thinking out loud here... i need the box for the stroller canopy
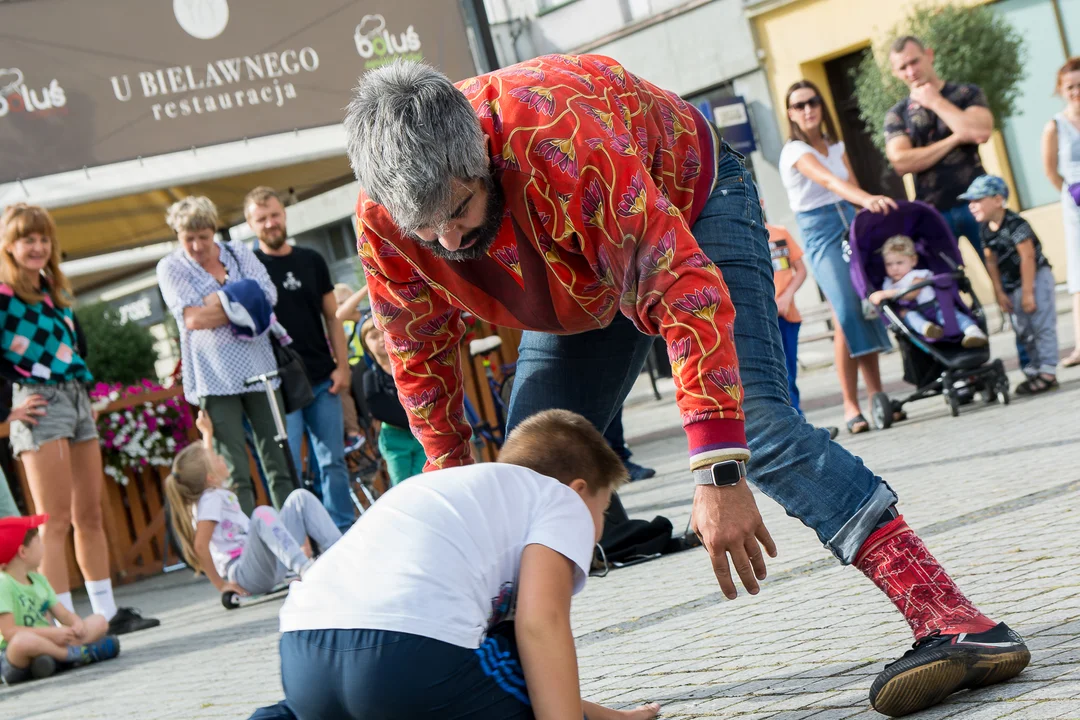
[848,200,964,299]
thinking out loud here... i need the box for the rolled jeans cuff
[827,481,898,565]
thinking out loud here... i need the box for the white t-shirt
[883,268,935,305]
[279,464,596,649]
[194,488,250,577]
[779,140,849,212]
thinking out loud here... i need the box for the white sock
[55,591,75,614]
[85,578,118,621]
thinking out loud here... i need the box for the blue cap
[958,175,1009,201]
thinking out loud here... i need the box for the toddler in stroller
[849,201,1010,423]
[869,235,988,349]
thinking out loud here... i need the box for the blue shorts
[269,625,535,720]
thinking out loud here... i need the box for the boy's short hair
[498,410,629,493]
[882,234,917,257]
[22,528,37,545]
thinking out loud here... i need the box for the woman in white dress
[1042,57,1080,367]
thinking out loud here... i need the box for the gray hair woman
[156,196,294,513]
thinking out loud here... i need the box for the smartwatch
[693,459,747,487]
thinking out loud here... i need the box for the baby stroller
[849,200,1010,424]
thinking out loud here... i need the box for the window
[994,0,1069,209]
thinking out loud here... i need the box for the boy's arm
[787,257,808,295]
[1016,240,1038,312]
[335,285,369,322]
[515,544,583,720]
[983,248,1013,313]
[0,612,74,645]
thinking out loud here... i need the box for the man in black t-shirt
[247,187,354,532]
[884,36,994,259]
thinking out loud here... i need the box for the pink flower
[417,311,455,338]
[705,366,742,404]
[581,179,605,228]
[640,230,677,277]
[668,337,692,374]
[396,282,429,303]
[686,252,713,269]
[672,287,722,321]
[681,145,701,183]
[534,137,578,178]
[493,246,522,276]
[372,300,402,327]
[404,388,440,420]
[617,173,648,217]
[389,337,424,361]
[508,86,556,116]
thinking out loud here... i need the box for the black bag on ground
[271,335,314,414]
[596,492,675,565]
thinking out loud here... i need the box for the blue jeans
[506,146,897,564]
[286,380,354,532]
[777,317,801,415]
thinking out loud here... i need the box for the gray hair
[166,196,219,234]
[344,60,489,234]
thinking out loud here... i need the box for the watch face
[711,462,743,486]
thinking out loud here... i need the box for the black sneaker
[107,607,160,635]
[870,622,1030,717]
[623,460,656,482]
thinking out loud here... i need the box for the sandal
[846,414,870,434]
[891,400,907,423]
[1063,352,1080,368]
[1015,376,1059,396]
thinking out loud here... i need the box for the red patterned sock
[856,515,997,640]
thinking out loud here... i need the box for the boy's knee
[85,614,109,641]
[285,489,316,508]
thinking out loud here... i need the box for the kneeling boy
[1,515,119,685]
[255,409,660,720]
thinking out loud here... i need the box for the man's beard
[420,175,505,262]
[260,226,288,250]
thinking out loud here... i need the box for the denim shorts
[9,382,98,457]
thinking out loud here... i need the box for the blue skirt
[796,202,892,358]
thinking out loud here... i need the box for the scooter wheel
[221,591,241,610]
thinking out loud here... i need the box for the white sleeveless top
[1054,113,1080,186]
[779,140,849,212]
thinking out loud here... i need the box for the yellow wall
[752,0,1069,300]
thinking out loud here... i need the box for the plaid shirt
[0,282,92,384]
[359,54,746,473]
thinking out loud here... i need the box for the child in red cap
[0,515,120,684]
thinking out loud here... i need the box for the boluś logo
[174,0,230,40]
[353,14,422,69]
[0,68,67,119]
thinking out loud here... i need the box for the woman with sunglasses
[779,81,898,434]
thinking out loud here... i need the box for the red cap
[0,515,48,565]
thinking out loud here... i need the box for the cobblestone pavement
[2,308,1077,719]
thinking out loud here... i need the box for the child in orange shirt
[768,222,808,415]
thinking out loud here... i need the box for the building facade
[748,0,1077,300]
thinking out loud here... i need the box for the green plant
[853,3,1026,153]
[75,302,159,385]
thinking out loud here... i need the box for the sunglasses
[790,96,823,112]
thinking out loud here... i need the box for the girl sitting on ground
[165,411,342,599]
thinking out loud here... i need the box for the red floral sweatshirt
[357,54,747,472]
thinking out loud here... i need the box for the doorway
[825,49,906,199]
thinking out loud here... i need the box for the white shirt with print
[194,487,251,578]
[279,464,596,649]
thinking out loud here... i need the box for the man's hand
[997,292,1014,314]
[1022,294,1037,314]
[690,480,777,599]
[8,394,47,425]
[328,365,351,395]
[909,82,943,112]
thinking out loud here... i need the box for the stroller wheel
[946,390,961,417]
[871,392,893,430]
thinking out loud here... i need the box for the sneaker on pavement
[107,607,160,636]
[623,460,656,482]
[84,635,121,663]
[869,622,1030,717]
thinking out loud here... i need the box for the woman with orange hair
[0,204,158,635]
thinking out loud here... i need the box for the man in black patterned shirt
[884,36,994,258]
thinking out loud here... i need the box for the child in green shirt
[0,515,120,684]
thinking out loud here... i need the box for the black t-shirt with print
[884,83,989,211]
[255,245,336,384]
[980,210,1051,294]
